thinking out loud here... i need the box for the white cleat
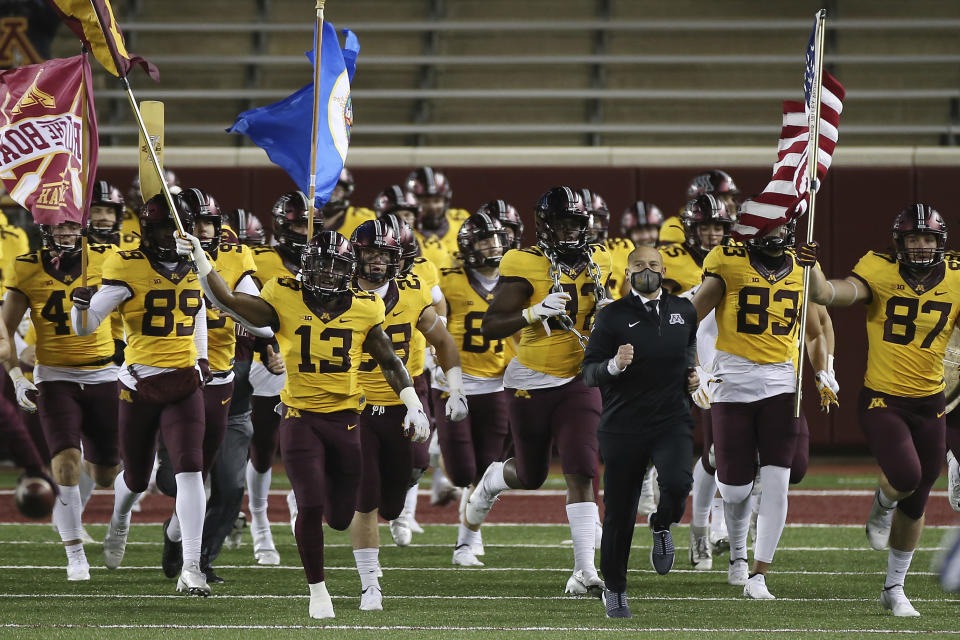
[743,573,775,600]
[176,560,211,597]
[407,514,424,535]
[102,518,129,570]
[309,582,336,619]
[286,490,298,536]
[453,544,485,567]
[728,558,749,586]
[252,524,280,565]
[465,462,504,527]
[67,557,90,581]
[430,474,461,506]
[564,569,605,598]
[359,586,383,611]
[689,529,712,571]
[866,488,894,551]
[881,585,920,617]
[948,451,960,513]
[389,518,412,547]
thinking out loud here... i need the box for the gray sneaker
[602,588,632,618]
[650,527,675,575]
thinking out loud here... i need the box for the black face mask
[630,268,663,294]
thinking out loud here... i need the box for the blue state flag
[228,22,359,207]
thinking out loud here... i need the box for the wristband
[9,366,25,383]
[193,250,213,278]
[399,387,423,412]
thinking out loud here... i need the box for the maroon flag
[733,72,845,241]
[0,54,98,225]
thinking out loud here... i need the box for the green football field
[1,517,959,639]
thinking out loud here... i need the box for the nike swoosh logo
[339,318,350,323]
[221,398,231,405]
[347,424,357,430]
[392,311,404,317]
[187,277,197,283]
[628,321,641,327]
[935,291,948,296]
[938,411,946,418]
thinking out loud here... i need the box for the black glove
[795,241,819,267]
[70,286,94,310]
[111,339,126,366]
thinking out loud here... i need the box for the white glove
[173,231,212,277]
[815,368,839,412]
[431,361,448,387]
[691,365,716,410]
[9,366,36,413]
[596,297,613,311]
[445,391,469,422]
[399,387,431,442]
[522,291,571,325]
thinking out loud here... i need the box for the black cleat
[162,517,183,579]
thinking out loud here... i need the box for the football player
[620,200,664,250]
[583,189,633,301]
[245,190,320,565]
[691,219,830,600]
[433,212,512,567]
[405,167,470,270]
[87,180,125,246]
[348,219,467,610]
[468,186,612,596]
[223,208,265,247]
[807,204,957,617]
[481,200,523,250]
[2,220,119,581]
[178,229,432,620]
[123,170,181,250]
[323,168,376,238]
[70,193,211,596]
[660,170,740,247]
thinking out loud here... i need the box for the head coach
[582,245,699,618]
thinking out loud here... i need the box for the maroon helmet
[301,231,356,297]
[379,212,420,275]
[478,199,523,249]
[225,208,265,246]
[88,179,124,241]
[892,203,947,268]
[579,188,610,243]
[686,170,740,199]
[458,212,507,269]
[621,201,665,235]
[39,221,82,255]
[535,186,589,256]
[373,185,420,217]
[272,190,322,262]
[405,167,452,201]
[139,193,195,262]
[350,219,402,285]
[681,194,732,257]
[179,188,222,253]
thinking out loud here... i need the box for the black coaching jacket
[582,290,698,435]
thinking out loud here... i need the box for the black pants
[599,423,693,593]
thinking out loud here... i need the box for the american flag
[732,14,845,241]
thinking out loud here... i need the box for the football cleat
[406,514,424,535]
[728,558,749,586]
[102,517,129,570]
[176,560,211,597]
[430,474,461,507]
[452,544,484,567]
[161,517,183,579]
[359,586,383,611]
[465,462,504,527]
[881,585,920,617]
[743,573,775,600]
[866,488,894,551]
[66,553,90,581]
[286,490,299,536]
[689,528,712,570]
[948,451,960,513]
[389,517,412,547]
[564,569,605,598]
[309,582,335,619]
[252,524,280,565]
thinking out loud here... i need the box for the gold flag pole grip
[306,0,328,241]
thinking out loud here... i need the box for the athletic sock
[246,461,272,529]
[112,473,141,528]
[54,484,83,543]
[175,471,206,565]
[65,541,87,563]
[711,496,727,536]
[566,501,599,573]
[167,511,182,543]
[878,488,898,510]
[456,524,481,549]
[691,460,716,529]
[78,470,95,512]
[482,461,510,495]
[754,465,790,564]
[723,496,751,562]
[885,547,915,589]
[353,548,380,590]
[402,482,419,519]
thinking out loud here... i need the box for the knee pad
[716,479,753,504]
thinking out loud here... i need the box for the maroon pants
[356,403,413,519]
[411,374,433,470]
[506,377,601,489]
[0,393,43,475]
[119,383,205,493]
[280,407,362,584]
[433,389,509,487]
[249,394,281,473]
[202,382,233,475]
[858,387,945,521]
[37,380,119,467]
[697,407,715,474]
[711,393,801,487]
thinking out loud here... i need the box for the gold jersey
[207,244,257,372]
[329,206,376,240]
[119,206,141,250]
[659,243,705,294]
[102,250,204,368]
[406,256,440,377]
[604,237,635,299]
[659,215,685,246]
[704,245,808,366]
[260,277,385,413]
[0,224,29,298]
[499,244,613,378]
[250,245,298,288]
[6,247,115,368]
[852,251,960,397]
[88,242,127,343]
[358,278,433,405]
[440,266,508,379]
[415,210,467,271]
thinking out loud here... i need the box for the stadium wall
[96,146,960,450]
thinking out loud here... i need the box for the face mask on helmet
[459,213,507,269]
[746,222,796,253]
[351,220,401,285]
[181,188,221,253]
[892,204,947,268]
[273,191,321,261]
[535,187,589,256]
[42,221,83,255]
[140,194,195,262]
[301,234,356,297]
[89,180,123,241]
[682,194,731,256]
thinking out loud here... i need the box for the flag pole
[307,0,327,241]
[79,51,90,330]
[793,8,827,418]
